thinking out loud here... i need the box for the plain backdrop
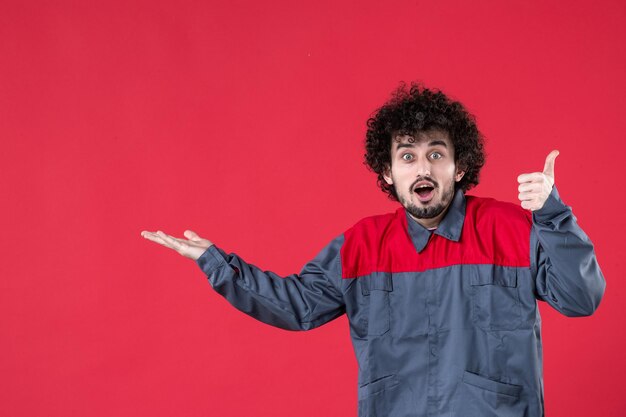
[1,0,624,416]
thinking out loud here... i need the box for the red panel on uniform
[341,196,533,278]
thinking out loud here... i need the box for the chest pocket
[361,273,393,336]
[471,267,522,331]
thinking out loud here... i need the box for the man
[141,82,605,417]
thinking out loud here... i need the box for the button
[430,347,437,356]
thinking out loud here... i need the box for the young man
[141,82,605,417]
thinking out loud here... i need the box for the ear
[383,164,393,185]
[454,167,465,183]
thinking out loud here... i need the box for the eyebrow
[396,140,448,150]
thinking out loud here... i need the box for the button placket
[426,273,441,415]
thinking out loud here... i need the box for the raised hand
[517,150,559,211]
[141,229,213,261]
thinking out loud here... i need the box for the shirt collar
[404,188,466,253]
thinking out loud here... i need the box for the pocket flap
[361,272,393,295]
[462,371,522,398]
[471,266,518,288]
[358,374,400,399]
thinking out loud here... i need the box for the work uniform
[195,186,605,417]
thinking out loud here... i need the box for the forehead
[391,128,453,150]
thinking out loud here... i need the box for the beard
[399,179,455,220]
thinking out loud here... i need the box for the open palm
[141,229,213,261]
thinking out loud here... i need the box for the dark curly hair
[364,81,486,201]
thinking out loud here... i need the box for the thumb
[184,230,203,241]
[543,150,559,179]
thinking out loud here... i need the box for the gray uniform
[196,186,605,417]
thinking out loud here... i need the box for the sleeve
[194,234,346,331]
[530,186,606,317]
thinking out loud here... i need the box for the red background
[1,1,624,416]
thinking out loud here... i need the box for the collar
[404,188,466,253]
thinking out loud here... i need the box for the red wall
[1,1,624,416]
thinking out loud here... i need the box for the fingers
[184,230,202,241]
[542,150,559,178]
[141,231,167,246]
[142,229,212,260]
[518,182,540,193]
[141,230,184,252]
[156,231,184,251]
[520,200,539,210]
[515,150,559,212]
[518,192,536,201]
[516,172,544,184]
[518,181,540,202]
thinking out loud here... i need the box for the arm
[530,186,606,316]
[141,229,346,330]
[195,235,346,331]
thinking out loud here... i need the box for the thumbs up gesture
[517,150,559,211]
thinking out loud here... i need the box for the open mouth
[413,183,435,202]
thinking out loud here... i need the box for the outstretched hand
[141,229,213,261]
[517,150,559,211]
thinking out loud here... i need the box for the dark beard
[401,182,455,220]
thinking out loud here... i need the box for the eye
[401,153,414,161]
[430,152,442,160]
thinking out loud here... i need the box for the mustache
[411,177,439,190]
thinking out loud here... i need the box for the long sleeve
[530,186,606,316]
[195,235,346,331]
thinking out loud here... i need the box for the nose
[415,155,432,177]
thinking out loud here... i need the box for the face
[383,129,465,229]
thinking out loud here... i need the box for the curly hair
[364,81,486,201]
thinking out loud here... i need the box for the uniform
[195,186,605,417]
